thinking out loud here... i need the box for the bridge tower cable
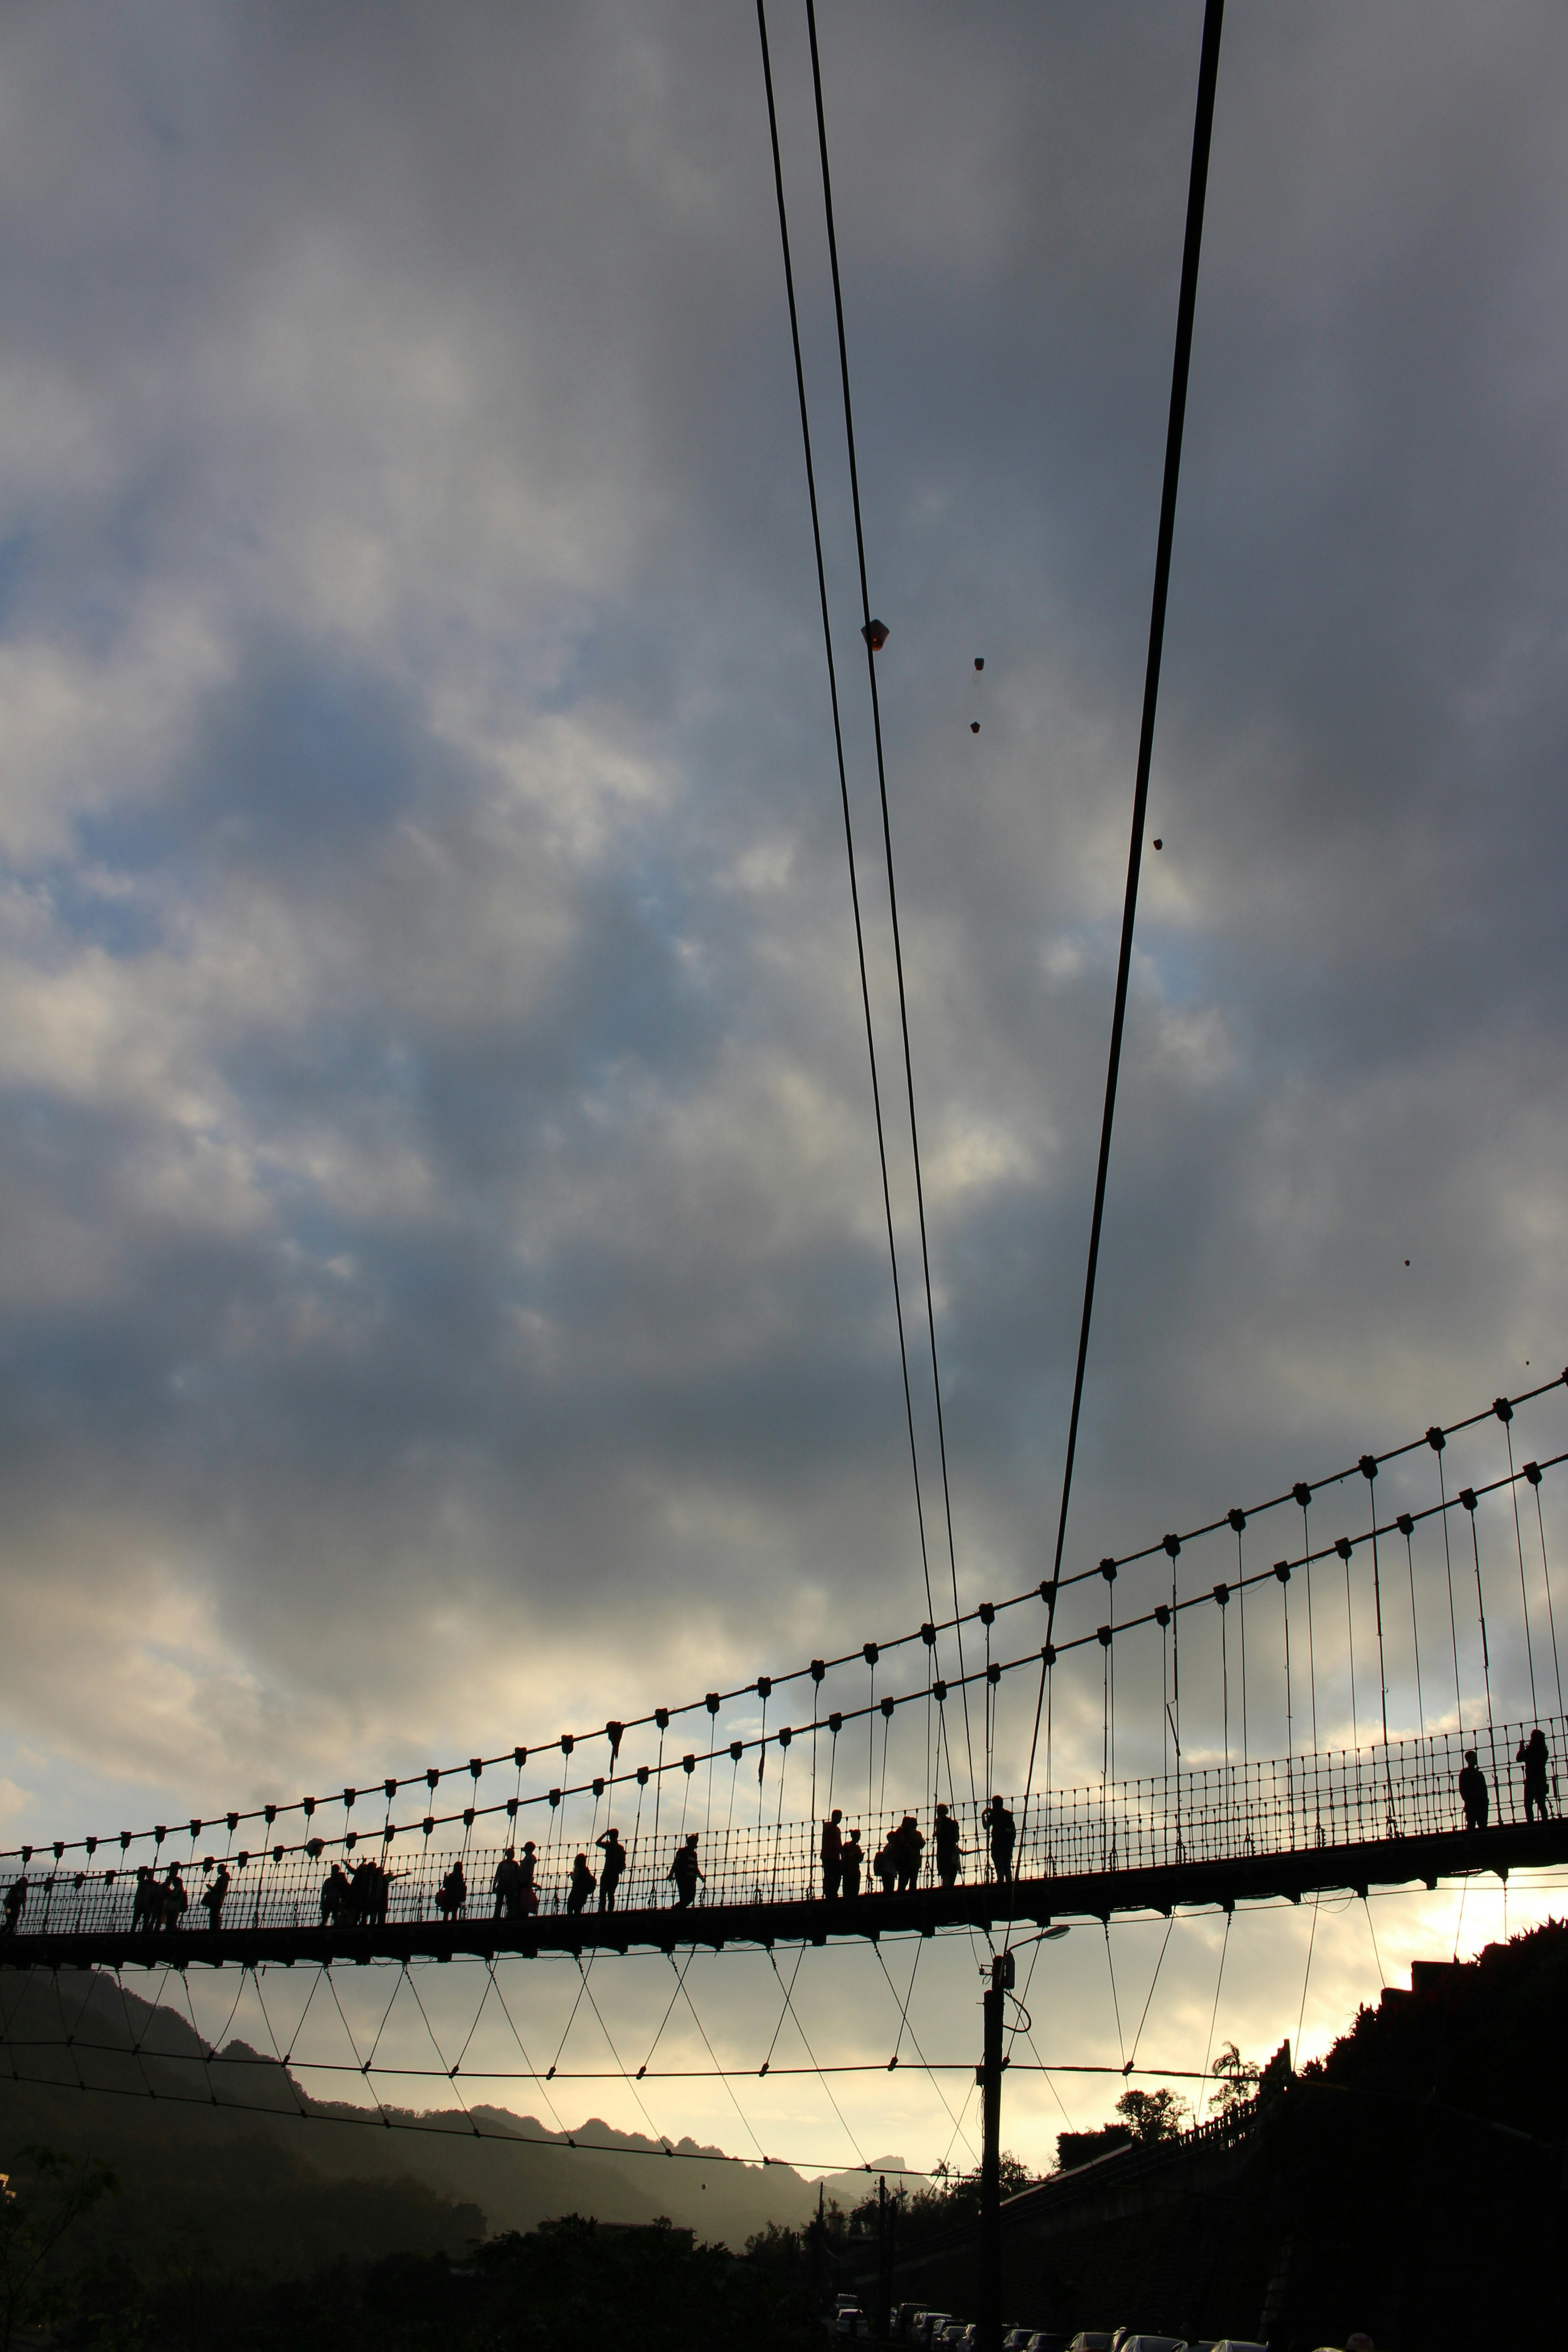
[1498,1404,1540,1721]
[1361,1457,1397,1834]
[1430,1429,1466,1742]
[803,0,977,1810]
[1525,1462,1565,1717]
[753,0,944,1669]
[1043,0,1227,1650]
[1399,1517,1425,1735]
[1459,1484,1499,1794]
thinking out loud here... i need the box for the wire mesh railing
[2,1714,1561,1943]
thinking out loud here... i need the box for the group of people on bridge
[5,1732,1562,1943]
[1457,1728,1554,1829]
[819,1798,1017,1901]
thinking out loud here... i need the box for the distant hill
[0,1967,835,2266]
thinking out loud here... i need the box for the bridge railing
[1,1714,1559,1940]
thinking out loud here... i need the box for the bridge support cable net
[755,0,953,1815]
[1044,0,1227,1638]
[1197,1907,1232,2112]
[869,1938,976,2167]
[802,0,976,1809]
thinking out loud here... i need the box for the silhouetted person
[820,1808,844,1900]
[1518,1727,1550,1823]
[596,1828,626,1912]
[1459,1748,1490,1830]
[840,1829,863,1898]
[348,1858,375,1925]
[519,1841,539,1914]
[894,1815,925,1893]
[202,1865,231,1933]
[934,1802,962,1890]
[2,1875,25,1935]
[566,1853,595,1915]
[159,1864,187,1932]
[493,1847,521,1918]
[436,1861,467,1920]
[370,1862,394,1925]
[983,1796,1016,1883]
[873,1832,898,1896]
[131,1866,160,1932]
[668,1833,704,1910]
[319,1862,350,1926]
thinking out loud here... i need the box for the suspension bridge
[7,1376,1566,1974]
[0,10,1558,2350]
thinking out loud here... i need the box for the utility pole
[876,2172,891,2340]
[978,1948,1013,2352]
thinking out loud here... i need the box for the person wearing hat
[595,1826,627,1912]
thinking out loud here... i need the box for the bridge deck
[4,1819,1561,1972]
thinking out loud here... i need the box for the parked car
[916,2315,953,2347]
[1003,2329,1036,2350]
[1117,2337,1187,2352]
[1211,2341,1267,2350]
[893,2306,927,2342]
[937,2321,969,2348]
[1067,2334,1116,2352]
[834,2310,869,2339]
[1024,2334,1068,2352]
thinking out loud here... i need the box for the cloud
[1,0,1567,2165]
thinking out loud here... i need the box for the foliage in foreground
[39,2213,818,2352]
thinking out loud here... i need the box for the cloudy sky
[4,0,1568,2176]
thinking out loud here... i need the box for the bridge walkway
[5,1817,1563,1973]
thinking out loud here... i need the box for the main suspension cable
[804,0,975,1808]
[755,0,942,1661]
[1044,0,1227,1628]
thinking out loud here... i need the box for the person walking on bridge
[1518,1728,1550,1823]
[668,1833,704,1910]
[566,1852,596,1916]
[983,1795,1016,1884]
[2,1874,25,1936]
[519,1841,539,1913]
[319,1862,350,1926]
[820,1808,844,1900]
[1459,1748,1490,1830]
[840,1828,863,1898]
[596,1827,626,1911]
[933,1802,962,1890]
